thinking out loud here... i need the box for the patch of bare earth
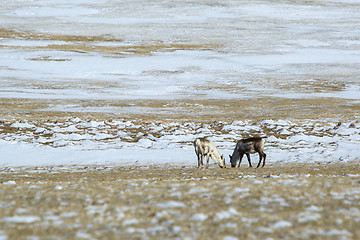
[1,163,360,239]
[1,97,359,124]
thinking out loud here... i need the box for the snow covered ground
[0,0,360,167]
[0,118,359,167]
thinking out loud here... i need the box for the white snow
[2,216,41,224]
[222,236,239,240]
[157,201,186,208]
[214,208,239,221]
[1,118,358,167]
[123,219,140,226]
[298,213,322,223]
[0,0,360,167]
[2,180,16,185]
[271,220,292,228]
[190,213,208,222]
[305,205,323,212]
[0,139,194,166]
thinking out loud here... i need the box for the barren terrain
[1,163,360,240]
[1,0,360,239]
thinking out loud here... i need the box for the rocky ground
[1,162,360,240]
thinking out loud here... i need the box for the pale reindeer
[229,137,267,168]
[194,138,226,168]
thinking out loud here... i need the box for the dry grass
[0,28,121,42]
[26,56,71,62]
[1,163,360,239]
[0,97,359,124]
[0,28,218,56]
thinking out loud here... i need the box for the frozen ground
[0,1,360,238]
[0,118,359,167]
[1,0,360,167]
[1,164,360,239]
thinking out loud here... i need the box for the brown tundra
[229,137,267,168]
[194,138,226,168]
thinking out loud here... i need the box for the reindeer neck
[211,149,221,161]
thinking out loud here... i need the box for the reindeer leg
[206,154,210,169]
[256,152,262,168]
[200,154,204,168]
[246,153,252,168]
[262,152,266,167]
[196,153,201,168]
[238,153,244,168]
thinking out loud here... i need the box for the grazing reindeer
[229,137,266,168]
[194,138,226,168]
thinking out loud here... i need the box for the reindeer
[229,137,266,168]
[194,138,226,168]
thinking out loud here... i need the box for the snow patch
[2,216,41,223]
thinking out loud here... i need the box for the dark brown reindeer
[229,137,267,168]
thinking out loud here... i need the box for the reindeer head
[229,155,236,168]
[219,155,226,168]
